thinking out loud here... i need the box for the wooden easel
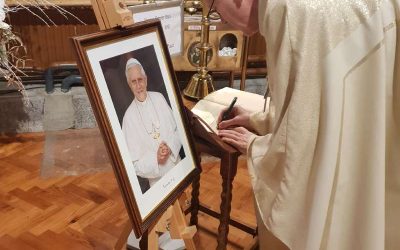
[139,201,197,250]
[90,1,197,249]
[91,0,133,30]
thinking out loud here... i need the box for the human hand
[218,127,254,154]
[218,106,250,130]
[157,142,171,165]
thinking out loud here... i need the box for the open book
[191,87,269,133]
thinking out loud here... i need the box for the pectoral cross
[151,123,160,140]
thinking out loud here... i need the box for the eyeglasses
[129,77,145,86]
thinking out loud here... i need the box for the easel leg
[114,221,132,250]
[139,226,158,250]
[148,226,158,250]
[140,201,196,250]
[170,201,197,250]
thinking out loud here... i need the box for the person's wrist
[243,115,251,128]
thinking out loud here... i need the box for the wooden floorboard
[0,132,256,249]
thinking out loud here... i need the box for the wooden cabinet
[172,21,246,73]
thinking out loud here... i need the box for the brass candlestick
[183,1,214,100]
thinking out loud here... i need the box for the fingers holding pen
[217,106,229,124]
[217,106,251,130]
[218,117,239,130]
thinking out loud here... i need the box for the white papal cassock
[247,0,400,249]
[122,91,182,187]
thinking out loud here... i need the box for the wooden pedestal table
[185,108,257,250]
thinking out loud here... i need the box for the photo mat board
[72,20,200,237]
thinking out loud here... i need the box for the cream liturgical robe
[122,91,182,187]
[247,0,400,249]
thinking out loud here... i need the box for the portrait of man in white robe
[121,58,184,192]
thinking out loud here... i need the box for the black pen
[221,97,238,121]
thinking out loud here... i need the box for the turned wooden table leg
[216,154,238,250]
[190,173,201,226]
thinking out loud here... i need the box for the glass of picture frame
[72,19,200,237]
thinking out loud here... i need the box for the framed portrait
[71,20,200,237]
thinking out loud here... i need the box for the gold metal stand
[183,1,214,100]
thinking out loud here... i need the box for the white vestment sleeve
[158,93,182,161]
[122,107,161,179]
[132,152,160,178]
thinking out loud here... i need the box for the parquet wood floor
[0,132,256,249]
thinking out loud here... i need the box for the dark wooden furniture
[184,107,257,250]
